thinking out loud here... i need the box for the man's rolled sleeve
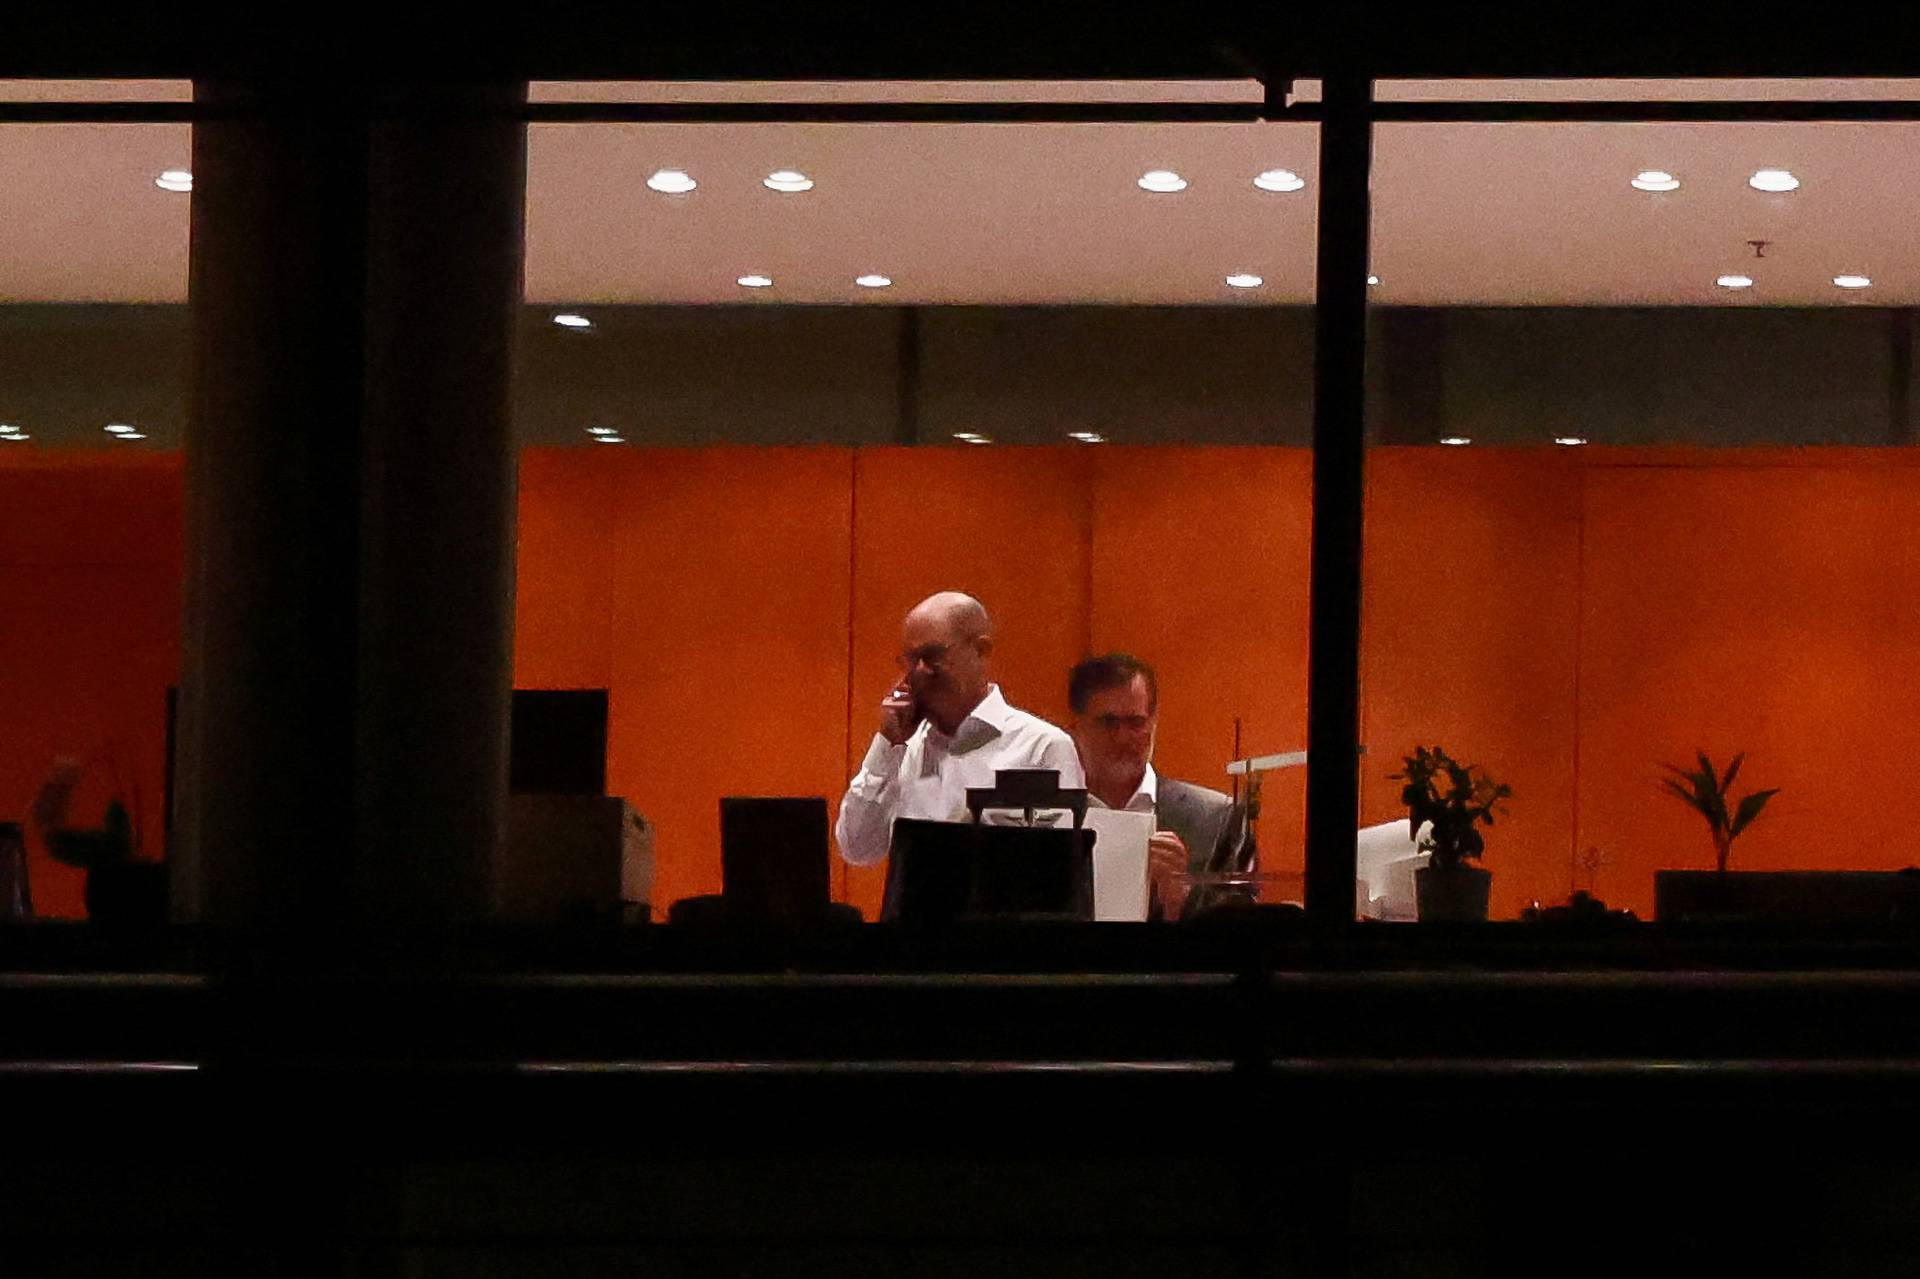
[834,734,907,867]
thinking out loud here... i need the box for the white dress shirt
[835,684,1085,867]
[1086,764,1158,816]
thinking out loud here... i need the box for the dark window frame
[13,74,1920,970]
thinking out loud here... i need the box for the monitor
[720,796,832,925]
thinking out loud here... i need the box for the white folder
[1084,808,1154,922]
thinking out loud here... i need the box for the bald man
[835,591,1083,868]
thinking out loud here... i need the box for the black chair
[668,797,861,928]
[964,768,1089,829]
[881,818,1095,924]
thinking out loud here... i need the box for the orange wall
[1576,456,1920,915]
[1361,448,1586,917]
[513,448,618,690]
[1090,448,1315,876]
[603,449,856,910]
[0,454,183,918]
[842,447,1098,915]
[520,444,1920,920]
[11,444,1920,922]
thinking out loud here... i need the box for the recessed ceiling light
[154,169,192,193]
[1630,170,1680,192]
[646,168,696,194]
[1834,274,1873,289]
[1749,168,1800,193]
[1367,275,1381,286]
[553,313,593,330]
[1439,436,1472,446]
[1554,436,1589,447]
[1252,168,1305,193]
[1137,170,1187,193]
[1068,432,1107,443]
[104,424,138,435]
[855,274,892,289]
[763,170,814,193]
[585,427,619,436]
[1225,273,1264,289]
[736,274,774,289]
[1716,274,1755,289]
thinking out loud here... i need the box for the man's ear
[974,635,994,659]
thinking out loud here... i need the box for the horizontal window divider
[28,97,1920,127]
[0,101,195,122]
[519,101,1276,124]
[1373,98,1920,122]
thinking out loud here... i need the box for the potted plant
[1654,751,1788,923]
[1658,751,1777,874]
[1391,745,1511,923]
[30,759,166,928]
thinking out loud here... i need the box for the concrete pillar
[174,79,524,939]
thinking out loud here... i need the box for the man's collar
[1137,764,1160,805]
[926,684,1012,747]
[958,684,1015,733]
[1088,763,1157,811]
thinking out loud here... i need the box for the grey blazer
[1156,777,1255,873]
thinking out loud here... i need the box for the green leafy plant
[1659,751,1778,873]
[47,800,133,870]
[30,758,137,870]
[1391,745,1512,871]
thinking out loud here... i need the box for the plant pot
[83,861,168,930]
[1654,869,1920,924]
[1415,863,1491,923]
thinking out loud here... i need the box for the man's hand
[1148,829,1189,885]
[878,681,921,746]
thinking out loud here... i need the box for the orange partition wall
[1576,455,1920,918]
[602,448,857,910]
[0,455,184,918]
[513,448,618,689]
[841,446,1095,916]
[1089,448,1314,874]
[10,445,1916,925]
[1361,449,1585,919]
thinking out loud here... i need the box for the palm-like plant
[1659,751,1778,874]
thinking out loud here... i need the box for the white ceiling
[3,79,1920,305]
[523,121,1322,304]
[0,123,192,302]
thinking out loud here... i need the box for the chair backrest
[964,768,1089,829]
[720,797,831,924]
[882,818,1094,924]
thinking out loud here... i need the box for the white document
[1084,808,1154,922]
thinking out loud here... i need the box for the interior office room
[9,12,1920,1276]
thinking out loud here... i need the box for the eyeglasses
[1091,713,1152,733]
[895,642,955,672]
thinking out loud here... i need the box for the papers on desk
[1084,808,1153,922]
[1356,818,1429,920]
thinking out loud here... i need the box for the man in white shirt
[835,591,1083,868]
[1068,653,1250,906]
